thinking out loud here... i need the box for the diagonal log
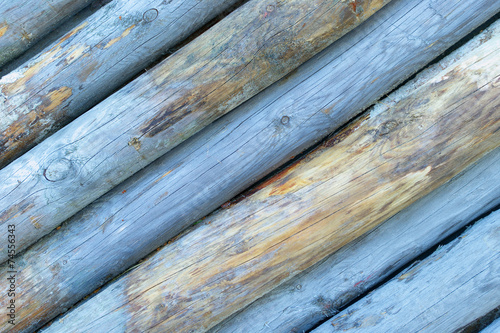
[0,0,92,68]
[211,146,500,333]
[0,0,246,167]
[0,1,499,331]
[0,0,391,261]
[40,20,500,332]
[311,209,500,333]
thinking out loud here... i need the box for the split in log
[0,0,247,167]
[481,318,500,333]
[211,146,500,333]
[0,0,92,68]
[1,0,498,331]
[0,0,391,260]
[310,209,500,333]
[39,20,500,333]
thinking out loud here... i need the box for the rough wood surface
[0,0,390,260]
[0,0,92,68]
[211,146,500,333]
[480,318,500,333]
[311,209,500,333]
[0,1,496,331]
[0,0,245,167]
[40,23,500,332]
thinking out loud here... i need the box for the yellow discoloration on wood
[29,216,42,229]
[0,23,7,38]
[109,34,499,332]
[59,21,88,44]
[104,24,136,49]
[43,87,73,112]
[154,170,173,183]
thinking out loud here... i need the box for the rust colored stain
[104,24,136,49]
[0,22,7,38]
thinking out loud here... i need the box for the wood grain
[40,21,500,332]
[0,0,390,260]
[481,318,500,333]
[0,0,92,68]
[0,1,498,331]
[0,0,245,167]
[211,146,500,333]
[311,209,500,333]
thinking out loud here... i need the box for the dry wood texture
[0,0,245,167]
[311,209,500,333]
[0,0,390,261]
[211,146,500,333]
[481,318,500,333]
[0,0,92,68]
[40,22,500,332]
[0,1,496,331]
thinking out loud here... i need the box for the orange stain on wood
[43,87,73,112]
[0,22,8,38]
[154,170,173,183]
[104,24,136,49]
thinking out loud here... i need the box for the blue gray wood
[311,209,500,333]
[0,0,92,68]
[1,0,499,331]
[211,146,500,333]
[0,0,244,167]
[481,318,500,333]
[37,19,500,332]
[0,0,390,260]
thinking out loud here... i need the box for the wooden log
[39,21,500,333]
[0,0,246,167]
[0,0,391,260]
[481,318,500,333]
[211,146,500,333]
[0,0,92,68]
[310,209,500,333]
[0,1,495,331]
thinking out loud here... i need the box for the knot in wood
[43,158,74,182]
[143,8,159,23]
[281,115,290,125]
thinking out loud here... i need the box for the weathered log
[481,318,500,333]
[0,1,495,331]
[0,0,92,68]
[0,0,246,167]
[39,22,500,332]
[0,0,391,260]
[211,146,500,333]
[310,209,500,333]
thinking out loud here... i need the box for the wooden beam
[0,0,391,260]
[0,1,498,331]
[0,0,92,68]
[39,20,500,333]
[211,146,500,333]
[481,318,500,333]
[0,0,246,167]
[311,209,500,333]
